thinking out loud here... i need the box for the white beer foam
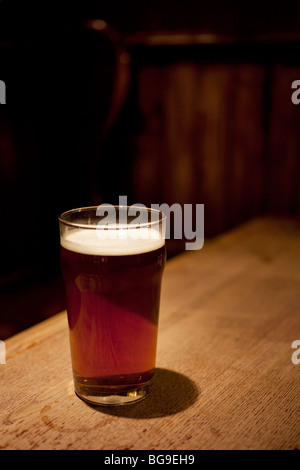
[61,226,164,256]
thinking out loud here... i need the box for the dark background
[1,1,300,338]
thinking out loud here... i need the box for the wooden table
[1,216,300,450]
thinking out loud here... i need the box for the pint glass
[59,206,166,405]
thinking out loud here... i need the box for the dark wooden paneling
[133,62,266,236]
[267,65,300,214]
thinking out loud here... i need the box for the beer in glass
[59,206,166,405]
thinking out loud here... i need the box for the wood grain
[0,216,299,450]
[132,60,300,245]
[267,65,300,214]
[133,62,266,237]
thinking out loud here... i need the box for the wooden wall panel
[267,65,300,215]
[133,62,266,237]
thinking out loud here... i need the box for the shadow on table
[89,368,199,419]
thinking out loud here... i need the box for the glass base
[72,370,154,406]
[75,384,149,406]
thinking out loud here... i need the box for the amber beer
[59,206,166,405]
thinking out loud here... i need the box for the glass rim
[58,205,166,230]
